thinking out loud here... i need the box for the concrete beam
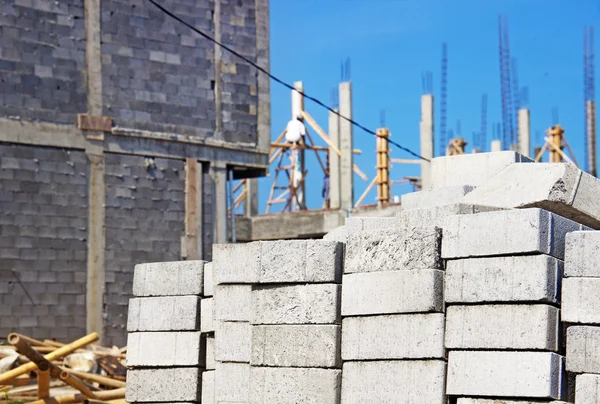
[339,82,353,210]
[420,94,434,189]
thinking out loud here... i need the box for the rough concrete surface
[249,367,341,404]
[204,262,214,297]
[461,163,600,229]
[127,296,200,332]
[202,370,214,404]
[566,326,600,374]
[565,231,600,277]
[341,360,446,404]
[401,185,474,210]
[200,297,215,333]
[125,367,201,402]
[214,284,252,322]
[215,362,250,403]
[447,351,565,399]
[213,242,261,284]
[445,255,562,304]
[323,225,347,243]
[251,324,340,368]
[344,216,399,234]
[206,335,215,370]
[344,227,441,273]
[132,260,204,297]
[251,284,341,325]
[575,373,600,404]
[342,313,445,360]
[215,321,252,363]
[126,331,202,367]
[341,270,444,316]
[442,208,582,260]
[398,203,502,229]
[306,240,344,283]
[431,151,532,188]
[445,304,559,351]
[562,278,600,324]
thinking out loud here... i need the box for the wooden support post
[375,128,390,207]
[547,125,565,163]
[183,159,202,259]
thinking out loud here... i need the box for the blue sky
[256,0,600,213]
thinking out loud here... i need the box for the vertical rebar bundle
[439,42,448,156]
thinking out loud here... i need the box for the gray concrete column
[213,0,223,138]
[245,178,259,217]
[183,159,203,260]
[420,94,434,189]
[518,108,531,157]
[339,82,353,210]
[254,0,271,154]
[491,140,502,152]
[328,110,341,209]
[211,164,228,244]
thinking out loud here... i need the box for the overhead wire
[146,0,429,162]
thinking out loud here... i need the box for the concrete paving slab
[202,370,215,404]
[401,185,474,210]
[251,284,340,325]
[127,296,200,332]
[445,304,559,351]
[132,260,204,297]
[342,313,445,360]
[562,278,600,324]
[213,242,260,284]
[341,270,443,316]
[398,203,502,229]
[575,373,600,404]
[567,326,600,374]
[201,297,214,333]
[431,151,532,188]
[126,331,202,367]
[251,324,340,368]
[341,360,446,404]
[461,163,600,229]
[565,231,600,277]
[215,362,250,403]
[345,226,441,273]
[442,208,582,260]
[204,262,214,297]
[215,284,252,322]
[445,255,562,304]
[215,321,252,363]
[125,367,201,402]
[447,351,565,399]
[249,367,341,404]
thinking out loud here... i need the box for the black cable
[146,0,429,162]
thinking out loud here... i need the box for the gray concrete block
[126,331,202,367]
[206,335,215,370]
[345,226,441,273]
[575,373,600,404]
[445,255,562,304]
[447,351,565,399]
[431,151,532,188]
[342,313,445,360]
[562,278,600,324]
[565,231,600,277]
[215,362,250,403]
[201,297,214,333]
[322,225,347,243]
[215,284,251,322]
[398,203,503,229]
[202,370,215,404]
[461,163,600,229]
[132,260,204,297]
[251,284,340,325]
[445,304,559,351]
[401,185,474,210]
[341,270,443,316]
[251,325,340,368]
[127,296,200,331]
[204,262,214,296]
[344,216,399,234]
[125,367,201,402]
[442,208,582,260]
[249,367,341,404]
[306,240,343,283]
[213,242,260,284]
[215,321,252,363]
[457,399,568,404]
[567,326,600,373]
[341,360,446,404]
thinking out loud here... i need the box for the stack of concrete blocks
[125,261,207,403]
[443,208,585,403]
[212,239,344,404]
[340,217,446,404]
[563,231,600,404]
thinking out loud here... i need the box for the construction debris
[0,333,126,404]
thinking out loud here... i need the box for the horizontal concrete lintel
[0,117,89,150]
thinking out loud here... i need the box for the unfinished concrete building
[0,0,270,346]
